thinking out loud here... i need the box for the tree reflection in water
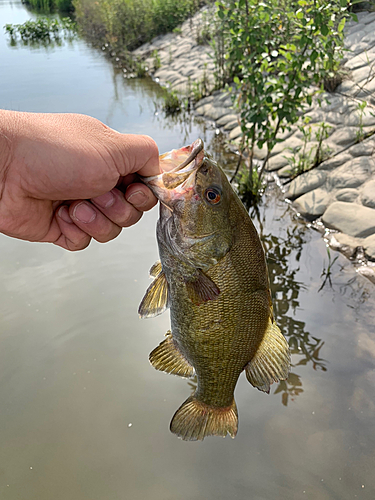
[258,203,327,406]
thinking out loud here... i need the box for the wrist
[0,109,19,180]
[0,110,22,235]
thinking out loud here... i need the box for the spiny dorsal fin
[149,261,162,278]
[138,271,168,318]
[170,396,238,441]
[185,270,220,305]
[149,331,195,378]
[245,319,291,394]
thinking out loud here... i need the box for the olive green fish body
[164,207,269,408]
[139,139,290,441]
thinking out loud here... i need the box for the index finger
[114,133,161,178]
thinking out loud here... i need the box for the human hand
[0,110,160,250]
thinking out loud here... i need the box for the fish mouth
[142,139,205,203]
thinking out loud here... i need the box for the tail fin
[170,396,238,441]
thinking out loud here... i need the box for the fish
[139,138,290,441]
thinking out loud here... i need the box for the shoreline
[132,8,375,272]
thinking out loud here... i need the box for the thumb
[112,133,160,177]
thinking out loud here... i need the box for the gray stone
[335,188,359,202]
[171,81,189,92]
[229,126,242,141]
[328,157,374,190]
[317,152,353,171]
[322,201,375,238]
[328,232,362,259]
[360,179,375,208]
[286,171,327,200]
[335,79,356,95]
[195,95,214,107]
[351,65,374,84]
[216,114,237,126]
[349,140,375,157]
[269,135,303,157]
[195,103,215,116]
[278,165,295,178]
[345,52,373,71]
[326,127,359,148]
[266,155,289,172]
[223,119,239,131]
[363,234,375,260]
[204,106,233,121]
[363,12,375,25]
[293,188,330,220]
[214,92,231,104]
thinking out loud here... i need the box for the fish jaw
[142,139,205,208]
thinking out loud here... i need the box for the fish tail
[170,395,238,441]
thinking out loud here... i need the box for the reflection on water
[2,2,375,500]
[257,205,327,406]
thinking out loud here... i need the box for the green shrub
[214,0,354,204]
[73,0,202,51]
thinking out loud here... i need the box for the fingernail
[92,190,115,208]
[58,206,73,224]
[126,190,148,207]
[72,202,97,223]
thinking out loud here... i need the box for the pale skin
[0,110,160,251]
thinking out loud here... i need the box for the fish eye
[205,188,221,204]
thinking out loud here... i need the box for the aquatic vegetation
[161,88,184,115]
[319,246,340,291]
[4,17,76,43]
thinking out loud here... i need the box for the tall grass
[25,0,74,12]
[73,0,203,51]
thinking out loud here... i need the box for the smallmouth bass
[139,139,290,441]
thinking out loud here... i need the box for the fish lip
[145,138,204,182]
[142,139,206,204]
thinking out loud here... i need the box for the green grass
[25,0,74,12]
[73,0,203,51]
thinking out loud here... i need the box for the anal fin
[138,270,168,318]
[245,319,291,394]
[149,331,195,378]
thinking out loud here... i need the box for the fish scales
[139,138,290,440]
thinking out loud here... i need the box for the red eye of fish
[205,188,221,204]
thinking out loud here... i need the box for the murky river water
[1,2,375,499]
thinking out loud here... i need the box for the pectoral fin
[138,270,169,318]
[185,270,220,305]
[245,319,291,394]
[149,331,195,378]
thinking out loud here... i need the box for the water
[1,2,375,499]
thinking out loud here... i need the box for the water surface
[1,2,375,499]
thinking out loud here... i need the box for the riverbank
[133,8,375,267]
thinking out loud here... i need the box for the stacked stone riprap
[133,9,375,261]
[133,9,216,94]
